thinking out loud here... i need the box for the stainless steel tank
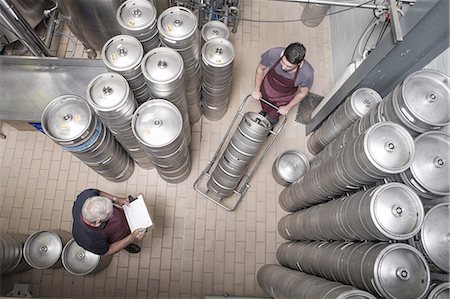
[41,95,134,182]
[132,99,191,183]
[257,264,376,299]
[0,0,52,44]
[272,150,309,186]
[86,72,154,170]
[62,238,112,275]
[279,183,424,241]
[277,241,430,299]
[54,0,125,53]
[23,230,72,269]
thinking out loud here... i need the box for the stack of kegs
[277,241,430,299]
[0,233,31,274]
[116,0,160,53]
[207,112,271,197]
[41,95,134,182]
[201,38,235,120]
[381,70,450,136]
[132,99,191,183]
[278,183,424,241]
[307,88,382,155]
[257,264,376,299]
[158,6,202,124]
[279,122,415,211]
[408,202,449,274]
[62,239,112,275]
[101,35,150,105]
[86,73,154,170]
[201,20,230,45]
[141,47,191,145]
[23,230,72,270]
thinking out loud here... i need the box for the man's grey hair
[82,196,113,223]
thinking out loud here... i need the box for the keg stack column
[158,6,203,124]
[41,95,134,182]
[86,72,154,170]
[116,0,160,53]
[101,35,150,105]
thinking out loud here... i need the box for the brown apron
[261,57,301,119]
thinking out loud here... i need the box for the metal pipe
[44,11,59,48]
[272,0,387,10]
[0,0,52,56]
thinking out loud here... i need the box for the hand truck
[193,94,288,211]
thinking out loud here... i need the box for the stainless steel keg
[201,20,230,44]
[101,35,150,105]
[87,72,154,170]
[427,281,450,299]
[272,150,310,186]
[41,95,134,182]
[62,239,112,275]
[0,233,31,274]
[141,47,192,145]
[408,203,449,273]
[117,0,160,52]
[279,183,424,241]
[201,38,235,121]
[158,6,202,123]
[132,99,191,183]
[279,122,415,212]
[398,131,450,199]
[207,112,271,197]
[257,264,376,299]
[277,241,430,299]
[23,230,72,269]
[307,88,382,155]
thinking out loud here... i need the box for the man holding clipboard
[72,189,152,256]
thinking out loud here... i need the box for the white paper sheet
[123,194,153,232]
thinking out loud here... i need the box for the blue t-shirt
[260,47,314,89]
[72,189,110,255]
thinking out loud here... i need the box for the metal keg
[0,233,31,274]
[301,4,329,27]
[277,241,430,299]
[132,99,191,183]
[201,38,235,121]
[279,122,415,212]
[397,131,450,199]
[307,88,382,155]
[116,0,160,52]
[141,47,192,145]
[62,238,112,275]
[41,95,134,182]
[101,35,150,105]
[201,20,230,44]
[158,6,202,123]
[427,281,450,299]
[382,70,450,135]
[408,203,450,273]
[257,264,376,299]
[279,183,424,241]
[23,230,72,269]
[86,72,154,170]
[272,150,310,186]
[207,112,271,197]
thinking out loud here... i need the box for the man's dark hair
[284,42,306,64]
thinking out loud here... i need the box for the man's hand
[278,106,289,115]
[115,197,130,206]
[131,228,146,241]
[252,90,262,100]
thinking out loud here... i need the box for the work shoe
[124,243,141,253]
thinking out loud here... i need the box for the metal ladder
[193,95,287,211]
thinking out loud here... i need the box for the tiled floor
[0,1,333,298]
